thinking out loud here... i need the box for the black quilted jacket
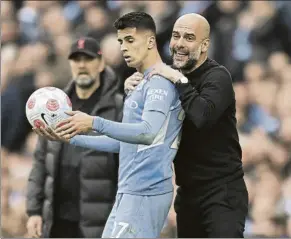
[26,67,123,237]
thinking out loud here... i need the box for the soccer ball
[25,87,72,129]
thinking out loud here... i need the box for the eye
[127,38,134,43]
[172,34,179,40]
[186,35,195,41]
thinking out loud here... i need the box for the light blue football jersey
[118,71,184,195]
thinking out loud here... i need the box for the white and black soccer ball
[25,87,72,129]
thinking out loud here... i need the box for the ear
[201,38,210,53]
[148,36,156,50]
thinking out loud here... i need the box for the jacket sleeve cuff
[175,83,195,98]
[27,210,42,217]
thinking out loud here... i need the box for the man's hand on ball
[33,127,69,143]
[55,111,94,138]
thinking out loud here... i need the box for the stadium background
[1,0,291,237]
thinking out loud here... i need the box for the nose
[77,59,86,68]
[120,43,127,53]
[176,37,185,49]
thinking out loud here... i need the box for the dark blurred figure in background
[25,37,123,238]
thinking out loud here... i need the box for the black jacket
[174,58,243,190]
[26,67,123,238]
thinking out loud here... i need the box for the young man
[125,13,249,238]
[36,12,184,238]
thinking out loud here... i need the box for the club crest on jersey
[125,99,138,109]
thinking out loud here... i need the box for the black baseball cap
[68,37,102,59]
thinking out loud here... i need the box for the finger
[39,128,55,141]
[58,126,77,137]
[64,110,79,116]
[133,72,143,77]
[55,118,71,129]
[132,76,142,82]
[27,225,32,237]
[62,133,72,140]
[132,80,140,85]
[33,128,44,137]
[55,122,73,133]
[36,221,42,237]
[127,81,139,88]
[28,226,37,238]
[50,129,67,142]
[69,131,78,138]
[47,128,58,138]
[133,74,143,79]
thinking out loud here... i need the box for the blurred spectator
[75,5,114,41]
[100,33,136,93]
[1,1,291,237]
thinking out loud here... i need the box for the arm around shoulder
[176,67,234,129]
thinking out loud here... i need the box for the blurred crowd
[1,0,291,237]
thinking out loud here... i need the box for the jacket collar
[63,66,120,115]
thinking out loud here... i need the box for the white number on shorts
[111,222,130,238]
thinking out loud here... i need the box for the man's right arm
[69,135,120,153]
[26,137,47,217]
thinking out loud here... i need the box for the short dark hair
[113,12,156,35]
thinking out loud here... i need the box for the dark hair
[113,12,156,35]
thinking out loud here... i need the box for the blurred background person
[1,0,291,238]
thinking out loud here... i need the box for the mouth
[174,51,188,61]
[123,55,132,62]
[174,50,188,56]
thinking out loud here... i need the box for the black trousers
[50,218,83,238]
[174,178,249,238]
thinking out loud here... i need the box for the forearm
[176,83,209,128]
[70,135,120,153]
[92,111,166,145]
[175,70,232,129]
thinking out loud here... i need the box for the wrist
[92,116,102,131]
[89,116,94,130]
[172,72,186,83]
[175,76,189,85]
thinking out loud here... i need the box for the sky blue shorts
[102,192,173,238]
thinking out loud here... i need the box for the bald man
[125,13,248,238]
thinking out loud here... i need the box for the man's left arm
[92,76,176,145]
[175,68,233,129]
[56,77,177,144]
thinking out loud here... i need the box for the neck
[75,78,101,99]
[137,49,162,73]
[182,53,208,74]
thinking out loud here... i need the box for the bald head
[169,13,210,72]
[175,13,210,40]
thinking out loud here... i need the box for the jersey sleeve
[91,76,178,145]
